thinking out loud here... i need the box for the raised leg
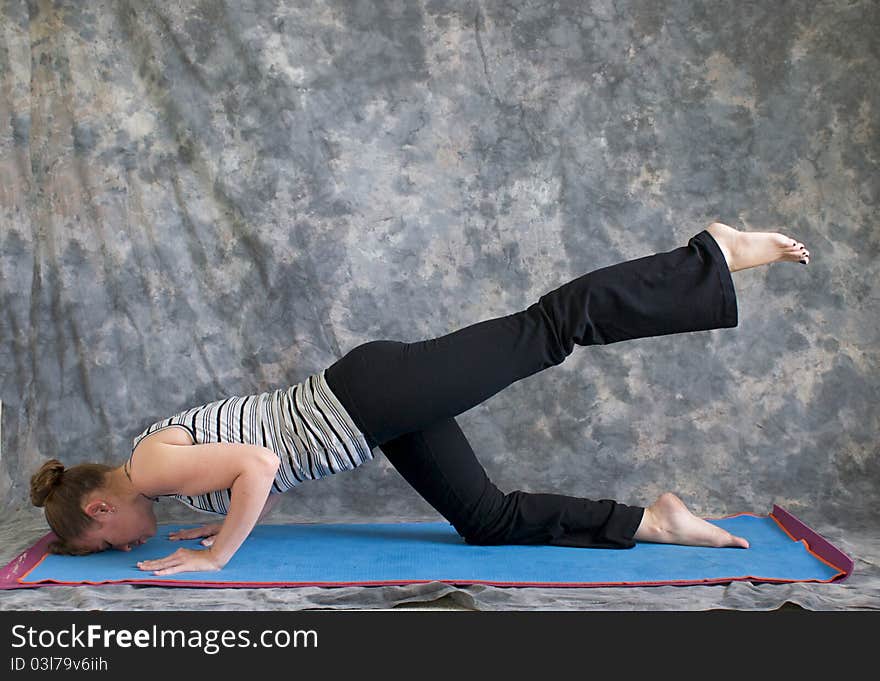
[326,229,738,447]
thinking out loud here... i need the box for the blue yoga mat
[7,510,850,589]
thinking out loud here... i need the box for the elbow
[258,451,280,475]
[250,449,281,480]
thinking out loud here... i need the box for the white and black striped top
[129,368,374,515]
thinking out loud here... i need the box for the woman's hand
[168,523,224,547]
[137,547,222,576]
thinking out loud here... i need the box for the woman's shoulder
[146,425,195,447]
[126,426,196,498]
[131,424,196,460]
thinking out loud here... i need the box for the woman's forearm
[208,462,278,568]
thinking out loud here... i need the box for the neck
[109,466,157,503]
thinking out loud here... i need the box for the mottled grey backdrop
[1,0,877,610]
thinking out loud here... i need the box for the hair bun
[30,459,65,508]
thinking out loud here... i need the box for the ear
[83,498,115,519]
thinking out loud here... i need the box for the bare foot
[634,492,750,549]
[706,221,810,273]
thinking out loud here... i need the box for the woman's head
[30,459,157,555]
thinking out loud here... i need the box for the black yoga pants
[324,229,738,549]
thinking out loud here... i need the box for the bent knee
[459,521,507,546]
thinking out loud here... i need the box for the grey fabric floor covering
[1,508,877,611]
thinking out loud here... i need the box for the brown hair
[30,458,114,555]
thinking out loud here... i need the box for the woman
[30,222,810,576]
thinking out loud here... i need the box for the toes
[730,534,750,549]
[786,238,810,264]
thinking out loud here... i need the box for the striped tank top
[129,368,373,515]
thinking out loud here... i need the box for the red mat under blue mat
[1,505,852,589]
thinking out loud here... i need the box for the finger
[169,529,200,540]
[138,553,174,565]
[137,550,183,569]
[201,538,214,547]
[153,565,183,576]
[138,562,171,572]
[143,557,183,574]
[170,526,220,541]
[172,526,210,537]
[137,559,174,570]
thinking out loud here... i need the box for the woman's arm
[172,494,282,548]
[130,440,280,575]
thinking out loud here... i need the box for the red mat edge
[770,504,853,582]
[0,505,853,590]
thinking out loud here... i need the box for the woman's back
[129,368,374,515]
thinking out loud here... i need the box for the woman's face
[77,494,158,553]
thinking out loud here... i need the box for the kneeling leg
[379,417,645,549]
